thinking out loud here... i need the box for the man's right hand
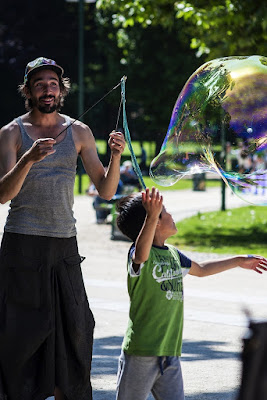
[25,138,56,163]
[0,137,56,204]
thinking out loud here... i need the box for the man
[120,160,141,189]
[0,57,125,400]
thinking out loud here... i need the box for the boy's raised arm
[132,187,163,266]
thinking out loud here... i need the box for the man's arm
[189,255,267,277]
[77,123,125,200]
[0,122,56,204]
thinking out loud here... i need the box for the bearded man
[0,57,125,400]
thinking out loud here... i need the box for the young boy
[115,187,267,400]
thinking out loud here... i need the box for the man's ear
[23,86,31,99]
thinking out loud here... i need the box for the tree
[0,0,122,139]
[95,4,204,152]
[96,0,267,59]
[0,0,204,156]
[176,1,267,59]
[0,0,79,127]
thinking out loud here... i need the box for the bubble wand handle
[121,76,146,190]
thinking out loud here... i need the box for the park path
[0,187,266,400]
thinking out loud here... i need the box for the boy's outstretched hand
[241,255,267,274]
[142,187,163,220]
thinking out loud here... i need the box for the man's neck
[21,110,67,141]
[27,109,62,127]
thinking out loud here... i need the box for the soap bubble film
[150,55,267,205]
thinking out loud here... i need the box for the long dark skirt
[0,232,95,400]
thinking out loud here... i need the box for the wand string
[54,75,146,190]
[120,76,146,190]
[115,94,123,132]
[55,80,122,140]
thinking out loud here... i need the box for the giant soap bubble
[150,55,267,205]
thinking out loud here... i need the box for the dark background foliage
[0,0,265,155]
[0,0,204,147]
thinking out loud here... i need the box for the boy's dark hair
[116,193,147,242]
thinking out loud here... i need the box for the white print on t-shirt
[152,258,183,301]
[152,263,182,283]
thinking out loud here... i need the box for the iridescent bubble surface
[150,55,267,205]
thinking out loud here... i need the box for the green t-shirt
[122,244,191,356]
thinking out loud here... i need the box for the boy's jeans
[116,351,185,400]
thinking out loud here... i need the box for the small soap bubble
[150,55,267,205]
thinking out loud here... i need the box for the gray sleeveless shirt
[5,115,78,238]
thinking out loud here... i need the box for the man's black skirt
[0,232,95,400]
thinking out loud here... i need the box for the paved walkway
[0,187,266,399]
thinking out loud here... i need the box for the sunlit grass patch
[168,206,267,256]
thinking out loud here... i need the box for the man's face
[27,69,61,114]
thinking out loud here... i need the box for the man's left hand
[108,131,126,156]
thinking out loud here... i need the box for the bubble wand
[53,76,146,190]
[120,76,146,190]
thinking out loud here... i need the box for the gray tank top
[5,115,78,238]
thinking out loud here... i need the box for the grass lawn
[142,176,220,191]
[74,175,267,257]
[74,175,221,195]
[95,139,222,163]
[96,140,156,164]
[167,206,267,257]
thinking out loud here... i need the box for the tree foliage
[0,0,79,126]
[97,0,267,59]
[176,1,267,58]
[0,0,204,151]
[97,7,204,150]
[6,1,259,156]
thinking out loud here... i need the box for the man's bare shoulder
[69,118,92,133]
[0,119,21,145]
[69,118,95,142]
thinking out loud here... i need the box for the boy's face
[159,206,177,236]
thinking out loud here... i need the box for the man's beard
[33,95,61,114]
[38,104,58,114]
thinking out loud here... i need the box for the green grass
[74,175,267,256]
[74,175,221,195]
[142,176,220,191]
[96,140,156,163]
[95,139,222,160]
[74,175,91,195]
[167,206,267,257]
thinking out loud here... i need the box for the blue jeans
[116,351,185,400]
